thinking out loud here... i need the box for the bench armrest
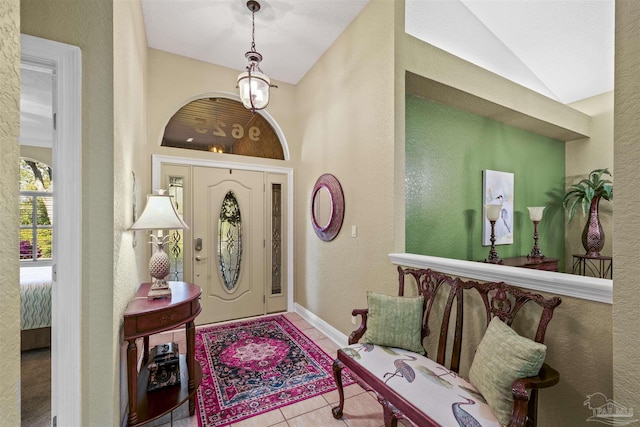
[348,308,369,345]
[509,363,560,427]
[515,363,560,391]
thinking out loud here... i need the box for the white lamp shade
[129,193,189,231]
[527,206,545,221]
[237,70,271,110]
[485,204,502,221]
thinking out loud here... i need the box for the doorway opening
[20,34,82,426]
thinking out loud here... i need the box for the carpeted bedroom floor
[21,347,51,427]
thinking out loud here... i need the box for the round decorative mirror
[311,174,345,241]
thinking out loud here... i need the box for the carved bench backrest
[397,266,562,373]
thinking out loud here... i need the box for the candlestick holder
[484,204,503,264]
[527,207,545,259]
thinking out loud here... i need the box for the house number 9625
[195,118,260,141]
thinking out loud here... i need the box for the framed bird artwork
[483,170,514,246]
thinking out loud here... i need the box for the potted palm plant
[563,168,613,256]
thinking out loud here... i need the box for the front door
[192,166,265,324]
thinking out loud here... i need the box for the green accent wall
[406,94,566,271]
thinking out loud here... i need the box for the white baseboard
[293,303,349,347]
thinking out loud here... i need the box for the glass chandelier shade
[237,0,275,112]
[237,59,272,110]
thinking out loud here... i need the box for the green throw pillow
[469,317,547,426]
[363,291,424,354]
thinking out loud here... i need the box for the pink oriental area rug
[195,314,352,426]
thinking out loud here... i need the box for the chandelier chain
[237,0,275,112]
[251,8,256,53]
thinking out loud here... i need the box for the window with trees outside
[20,158,53,264]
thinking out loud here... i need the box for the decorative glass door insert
[168,176,185,281]
[218,191,243,292]
[271,183,282,295]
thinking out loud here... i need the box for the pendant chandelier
[237,0,276,112]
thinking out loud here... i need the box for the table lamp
[129,189,189,299]
[484,203,503,264]
[527,206,545,259]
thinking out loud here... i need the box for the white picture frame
[483,170,514,246]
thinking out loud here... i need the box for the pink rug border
[195,314,352,427]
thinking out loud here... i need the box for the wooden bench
[332,266,562,427]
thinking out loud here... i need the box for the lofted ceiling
[141,0,614,105]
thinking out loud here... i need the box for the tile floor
[146,312,404,427]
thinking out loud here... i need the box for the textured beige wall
[21,0,116,425]
[293,0,399,336]
[565,92,614,269]
[146,48,296,164]
[113,0,148,422]
[0,1,22,425]
[393,0,406,253]
[538,295,612,425]
[613,0,640,412]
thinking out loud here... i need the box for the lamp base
[484,220,503,264]
[148,241,172,300]
[484,254,504,265]
[147,280,172,300]
[527,221,544,259]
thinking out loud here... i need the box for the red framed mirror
[311,174,344,241]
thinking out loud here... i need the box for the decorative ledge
[388,253,612,304]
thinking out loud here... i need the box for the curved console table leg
[126,339,138,426]
[187,320,196,415]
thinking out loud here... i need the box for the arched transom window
[161,97,284,160]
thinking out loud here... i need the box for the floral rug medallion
[195,314,352,426]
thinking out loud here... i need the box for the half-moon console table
[123,282,202,426]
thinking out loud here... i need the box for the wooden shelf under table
[130,355,202,427]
